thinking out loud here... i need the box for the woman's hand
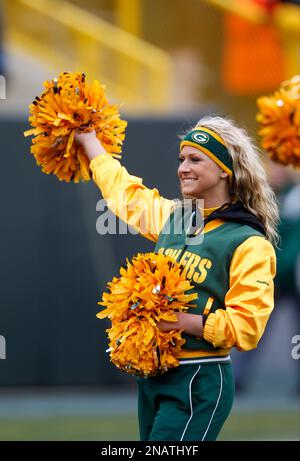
[74,130,98,146]
[74,130,106,162]
[157,311,203,337]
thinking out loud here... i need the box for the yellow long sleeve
[90,153,175,242]
[203,236,277,351]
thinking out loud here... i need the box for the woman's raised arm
[75,130,175,242]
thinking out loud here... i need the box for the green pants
[137,362,235,441]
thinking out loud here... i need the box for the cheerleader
[75,116,278,441]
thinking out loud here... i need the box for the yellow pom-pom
[97,252,198,378]
[257,75,300,169]
[24,72,127,182]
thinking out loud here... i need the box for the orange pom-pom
[24,72,127,182]
[257,75,300,169]
[97,252,198,377]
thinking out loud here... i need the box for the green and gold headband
[180,126,233,176]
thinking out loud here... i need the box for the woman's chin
[180,184,205,199]
[181,191,198,199]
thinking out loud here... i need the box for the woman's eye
[178,157,200,163]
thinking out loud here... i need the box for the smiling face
[178,145,230,205]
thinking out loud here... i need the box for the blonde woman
[75,116,278,441]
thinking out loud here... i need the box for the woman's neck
[199,195,231,210]
[182,183,233,211]
[199,186,232,209]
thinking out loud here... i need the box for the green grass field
[0,411,298,441]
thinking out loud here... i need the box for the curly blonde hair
[187,116,280,246]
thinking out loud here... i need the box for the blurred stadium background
[0,0,299,441]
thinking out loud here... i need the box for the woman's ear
[220,170,229,179]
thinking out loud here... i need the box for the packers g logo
[192,132,209,144]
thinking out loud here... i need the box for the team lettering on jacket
[158,248,212,284]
